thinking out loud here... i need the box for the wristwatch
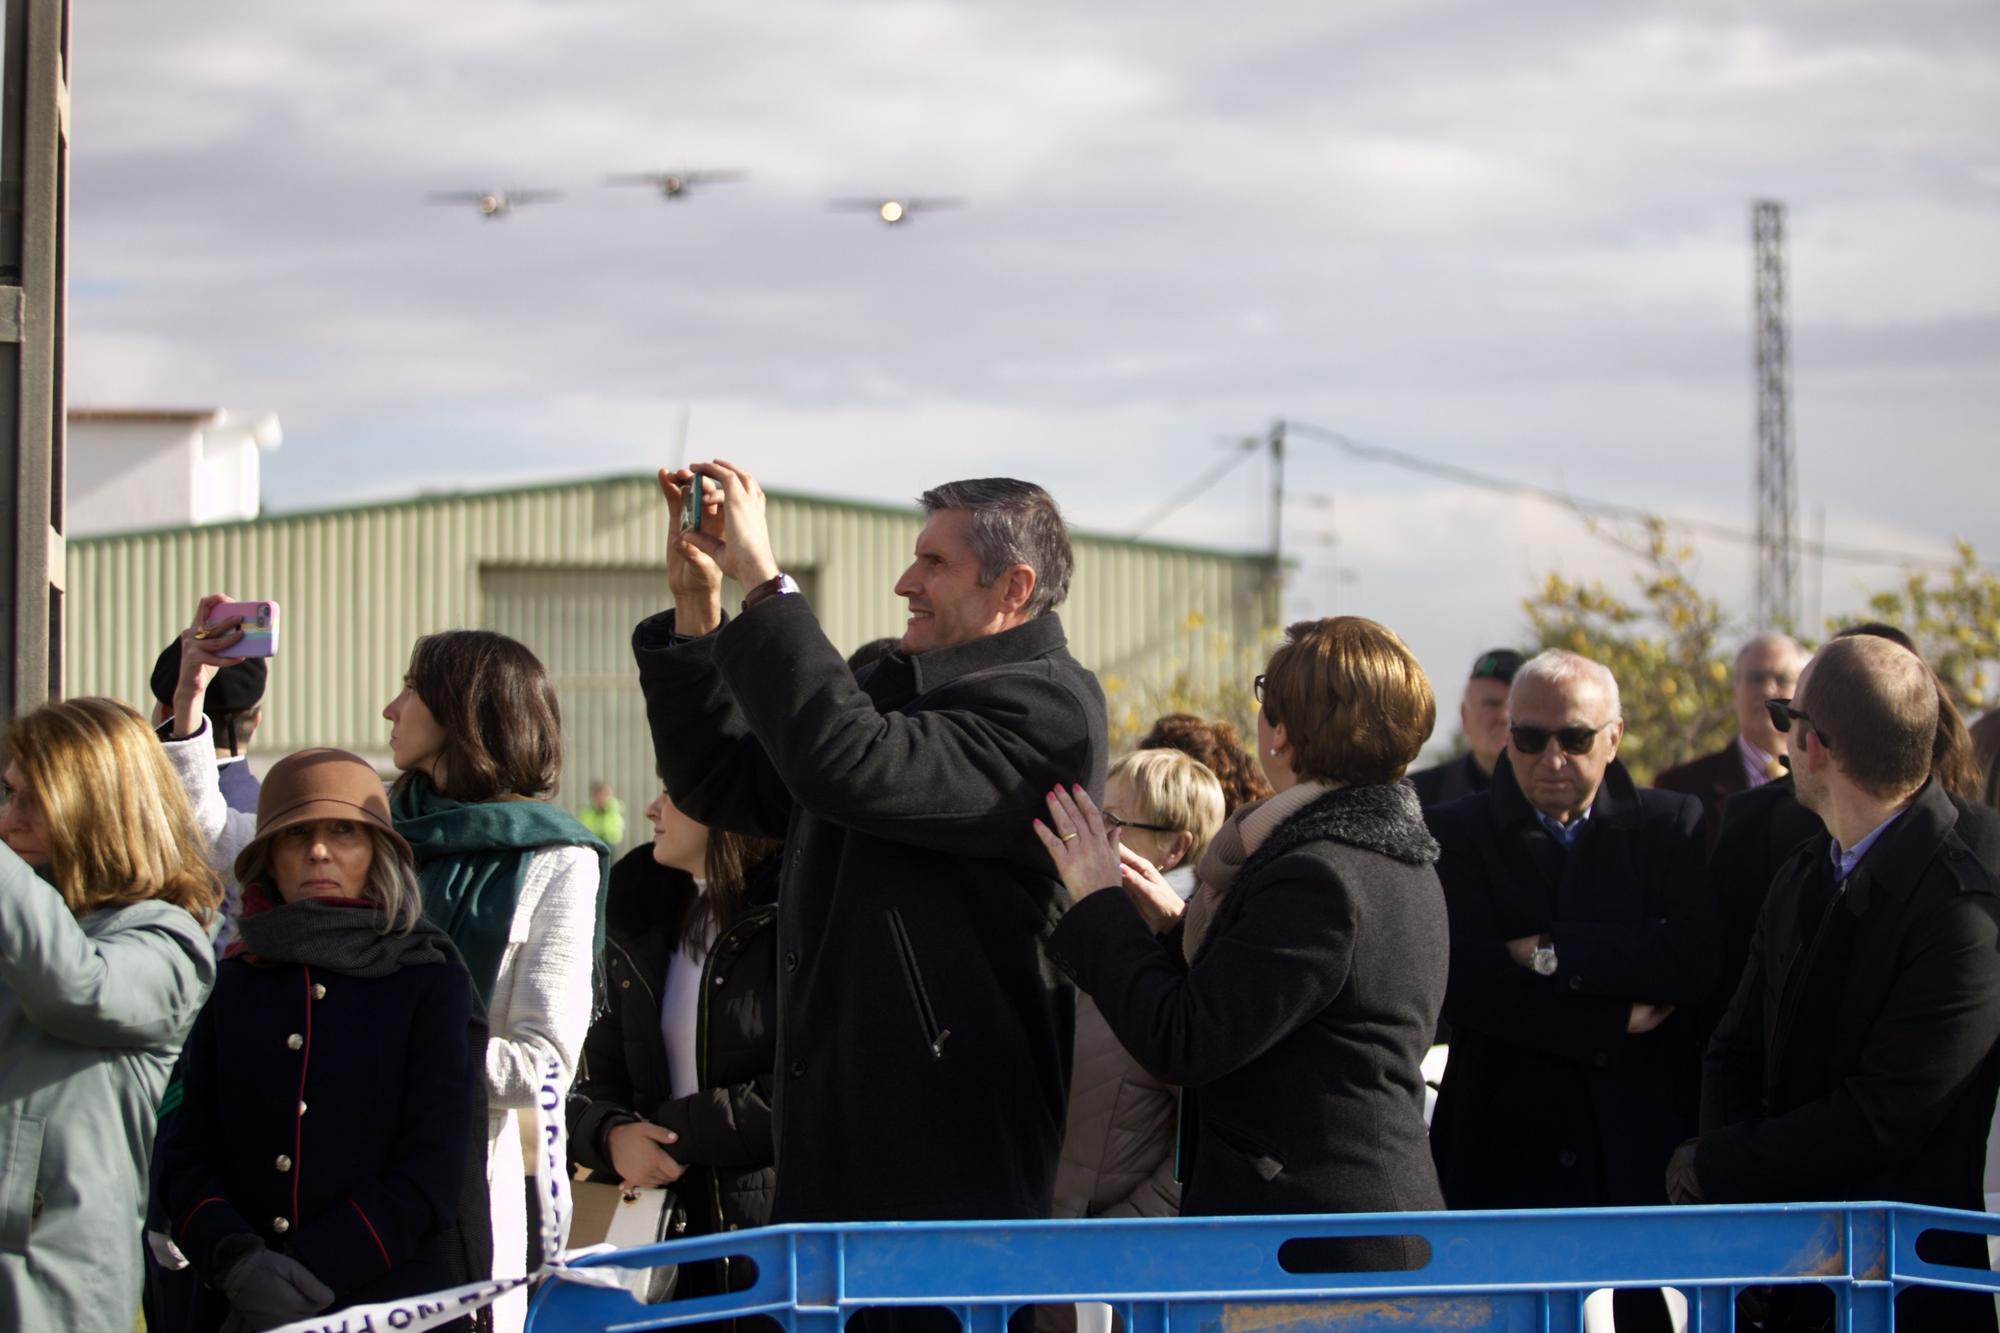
[1530,942,1558,976]
[742,572,800,612]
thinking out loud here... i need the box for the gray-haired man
[633,463,1107,1228]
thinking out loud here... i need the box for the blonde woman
[1051,749,1224,1221]
[0,698,219,1331]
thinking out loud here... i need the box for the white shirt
[662,883,715,1100]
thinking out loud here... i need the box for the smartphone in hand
[680,473,707,533]
[201,601,281,658]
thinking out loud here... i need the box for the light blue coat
[0,846,215,1332]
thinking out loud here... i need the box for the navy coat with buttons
[152,947,482,1325]
[1425,757,1719,1209]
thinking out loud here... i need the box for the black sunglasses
[1764,698,1826,746]
[1103,810,1179,835]
[1253,673,1266,703]
[1509,723,1607,757]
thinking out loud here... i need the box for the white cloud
[67,0,2000,697]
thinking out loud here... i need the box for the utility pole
[0,0,69,717]
[1752,199,1798,629]
[1267,418,1286,566]
[1265,419,1287,622]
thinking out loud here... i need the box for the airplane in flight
[605,169,748,199]
[425,188,563,219]
[829,196,967,226]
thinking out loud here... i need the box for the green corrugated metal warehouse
[66,473,1281,853]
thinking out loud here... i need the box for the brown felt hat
[232,748,414,885]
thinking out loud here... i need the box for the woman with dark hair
[1136,713,1271,815]
[152,748,487,1332]
[1035,617,1447,1254]
[165,599,607,1333]
[0,698,219,1332]
[1972,709,2000,814]
[566,787,780,1305]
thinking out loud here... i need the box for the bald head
[1795,635,1937,800]
[1735,634,1808,752]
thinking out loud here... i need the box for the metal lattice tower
[1752,199,1798,628]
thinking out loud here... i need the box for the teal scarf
[391,776,610,1006]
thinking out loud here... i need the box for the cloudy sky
[71,0,2000,716]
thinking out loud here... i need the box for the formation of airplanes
[428,171,964,226]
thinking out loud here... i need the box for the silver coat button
[275,1155,292,1172]
[298,1101,308,1115]
[272,1217,291,1234]
[286,1033,303,1051]
[312,984,327,1000]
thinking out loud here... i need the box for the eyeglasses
[1509,723,1607,757]
[1764,698,1826,746]
[1253,673,1266,703]
[1103,810,1180,835]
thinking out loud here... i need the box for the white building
[68,407,283,537]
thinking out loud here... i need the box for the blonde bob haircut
[234,826,426,937]
[5,696,220,924]
[1110,748,1227,866]
[1261,616,1436,786]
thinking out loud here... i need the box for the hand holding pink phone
[199,600,281,658]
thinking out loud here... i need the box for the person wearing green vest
[577,781,626,846]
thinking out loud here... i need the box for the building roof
[68,406,223,424]
[71,468,1277,563]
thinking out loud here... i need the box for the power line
[1129,437,1260,538]
[1282,420,1991,574]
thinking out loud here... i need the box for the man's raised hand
[658,468,725,635]
[683,460,780,592]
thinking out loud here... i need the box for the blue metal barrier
[523,1203,2000,1332]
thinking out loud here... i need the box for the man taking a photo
[633,461,1107,1230]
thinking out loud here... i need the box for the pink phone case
[204,601,281,658]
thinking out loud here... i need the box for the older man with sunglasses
[1425,649,1718,1225]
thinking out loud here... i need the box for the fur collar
[1237,781,1440,885]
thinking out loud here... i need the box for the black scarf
[233,894,456,976]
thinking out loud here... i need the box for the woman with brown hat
[161,594,606,1332]
[151,747,488,1333]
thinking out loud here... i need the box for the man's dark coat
[1652,744,1748,843]
[1703,773,2000,1043]
[1699,778,2000,1330]
[1425,757,1718,1209]
[1408,752,1490,808]
[1048,783,1447,1240]
[635,596,1107,1222]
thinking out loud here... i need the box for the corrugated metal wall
[66,474,1279,821]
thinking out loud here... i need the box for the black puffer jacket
[567,846,779,1261]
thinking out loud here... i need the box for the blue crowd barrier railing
[524,1202,2000,1332]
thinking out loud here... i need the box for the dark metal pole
[0,0,68,718]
